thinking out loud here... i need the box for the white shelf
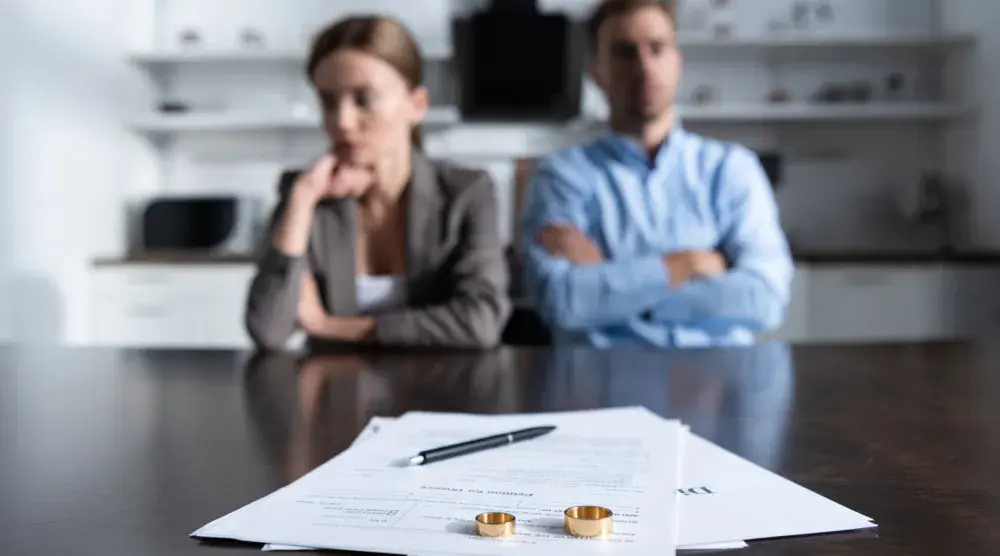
[678,33,976,51]
[126,103,969,134]
[127,106,461,133]
[676,102,973,123]
[128,45,451,66]
[128,49,305,64]
[126,34,975,66]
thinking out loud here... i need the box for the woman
[245,15,510,350]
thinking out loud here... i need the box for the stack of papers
[193,407,875,555]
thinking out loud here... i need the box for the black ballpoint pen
[406,426,557,466]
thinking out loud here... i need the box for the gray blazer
[245,151,511,350]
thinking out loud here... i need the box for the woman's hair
[306,15,425,148]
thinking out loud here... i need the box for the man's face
[590,5,682,122]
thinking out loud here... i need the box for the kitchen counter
[92,250,1000,267]
[92,251,256,266]
[791,250,1000,264]
[86,249,1000,348]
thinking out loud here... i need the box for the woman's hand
[291,154,375,207]
[275,154,374,257]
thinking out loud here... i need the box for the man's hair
[586,0,677,52]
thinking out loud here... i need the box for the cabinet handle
[843,273,890,286]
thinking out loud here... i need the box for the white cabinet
[806,264,949,343]
[948,266,1000,340]
[88,261,999,348]
[91,264,255,348]
[770,265,811,342]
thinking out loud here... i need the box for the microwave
[138,196,262,254]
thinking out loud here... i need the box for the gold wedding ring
[475,512,516,537]
[564,505,613,538]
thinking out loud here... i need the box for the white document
[260,541,747,553]
[678,433,874,544]
[193,407,684,556]
[264,417,745,552]
[257,409,875,548]
[360,413,874,545]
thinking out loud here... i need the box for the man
[520,0,794,348]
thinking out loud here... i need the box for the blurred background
[0,0,997,348]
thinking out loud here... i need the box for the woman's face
[312,49,428,166]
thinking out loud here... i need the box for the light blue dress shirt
[520,124,794,348]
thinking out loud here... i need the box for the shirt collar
[596,121,685,170]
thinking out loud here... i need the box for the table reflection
[241,343,793,483]
[242,351,514,482]
[525,343,794,469]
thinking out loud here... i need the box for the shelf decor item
[178,28,202,48]
[812,83,845,103]
[692,86,716,105]
[885,72,907,101]
[709,0,735,39]
[847,82,873,102]
[812,82,873,104]
[814,0,834,24]
[157,101,190,114]
[791,1,811,29]
[767,88,792,103]
[240,28,266,49]
[713,23,733,39]
[790,0,834,33]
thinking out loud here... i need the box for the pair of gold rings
[474,505,613,538]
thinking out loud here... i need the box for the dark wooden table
[1,342,998,555]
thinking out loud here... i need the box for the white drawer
[189,292,254,348]
[93,265,255,299]
[93,266,177,299]
[93,299,194,347]
[91,264,257,348]
[808,265,946,343]
[769,266,810,342]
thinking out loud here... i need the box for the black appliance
[139,196,261,253]
[756,152,783,188]
[452,0,583,121]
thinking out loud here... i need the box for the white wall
[6,0,127,344]
[0,0,14,342]
[941,0,1000,249]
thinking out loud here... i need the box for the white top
[356,275,408,314]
